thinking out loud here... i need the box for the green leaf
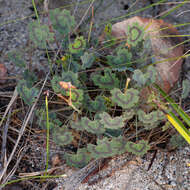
[126,22,145,47]
[71,117,105,134]
[122,109,135,120]
[65,88,84,108]
[145,65,157,84]
[125,140,150,156]
[28,21,54,48]
[36,109,62,130]
[182,79,190,99]
[107,48,132,71]
[7,50,25,67]
[99,112,125,129]
[91,68,119,90]
[65,148,91,168]
[17,80,39,106]
[87,138,117,159]
[52,127,73,146]
[23,69,38,88]
[84,95,106,113]
[132,66,157,86]
[49,8,75,36]
[137,110,164,124]
[69,36,86,55]
[111,88,139,109]
[132,69,147,86]
[169,134,187,148]
[61,71,80,87]
[80,52,96,69]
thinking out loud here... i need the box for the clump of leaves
[16,8,178,169]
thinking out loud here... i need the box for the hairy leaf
[138,110,165,125]
[169,134,187,148]
[84,95,106,113]
[91,68,119,90]
[71,117,105,134]
[65,148,91,168]
[49,8,75,36]
[182,79,190,99]
[99,112,125,129]
[126,22,145,47]
[80,52,96,69]
[52,127,73,146]
[125,140,150,156]
[132,69,147,86]
[23,69,38,88]
[111,88,139,109]
[69,36,86,55]
[107,48,132,71]
[87,138,117,159]
[17,80,39,106]
[28,21,54,48]
[122,109,135,120]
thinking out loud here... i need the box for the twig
[0,89,18,128]
[0,107,13,167]
[74,0,96,32]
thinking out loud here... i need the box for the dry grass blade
[0,72,50,185]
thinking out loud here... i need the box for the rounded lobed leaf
[17,80,39,106]
[84,95,106,113]
[125,140,150,156]
[49,8,75,36]
[91,68,119,90]
[122,109,135,120]
[87,138,117,159]
[126,22,145,47]
[61,71,80,87]
[28,21,54,48]
[52,127,73,146]
[132,69,147,86]
[107,48,132,71]
[99,112,125,129]
[69,36,86,55]
[111,88,139,109]
[65,148,91,168]
[182,79,190,99]
[137,110,165,125]
[81,117,105,134]
[80,52,96,69]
